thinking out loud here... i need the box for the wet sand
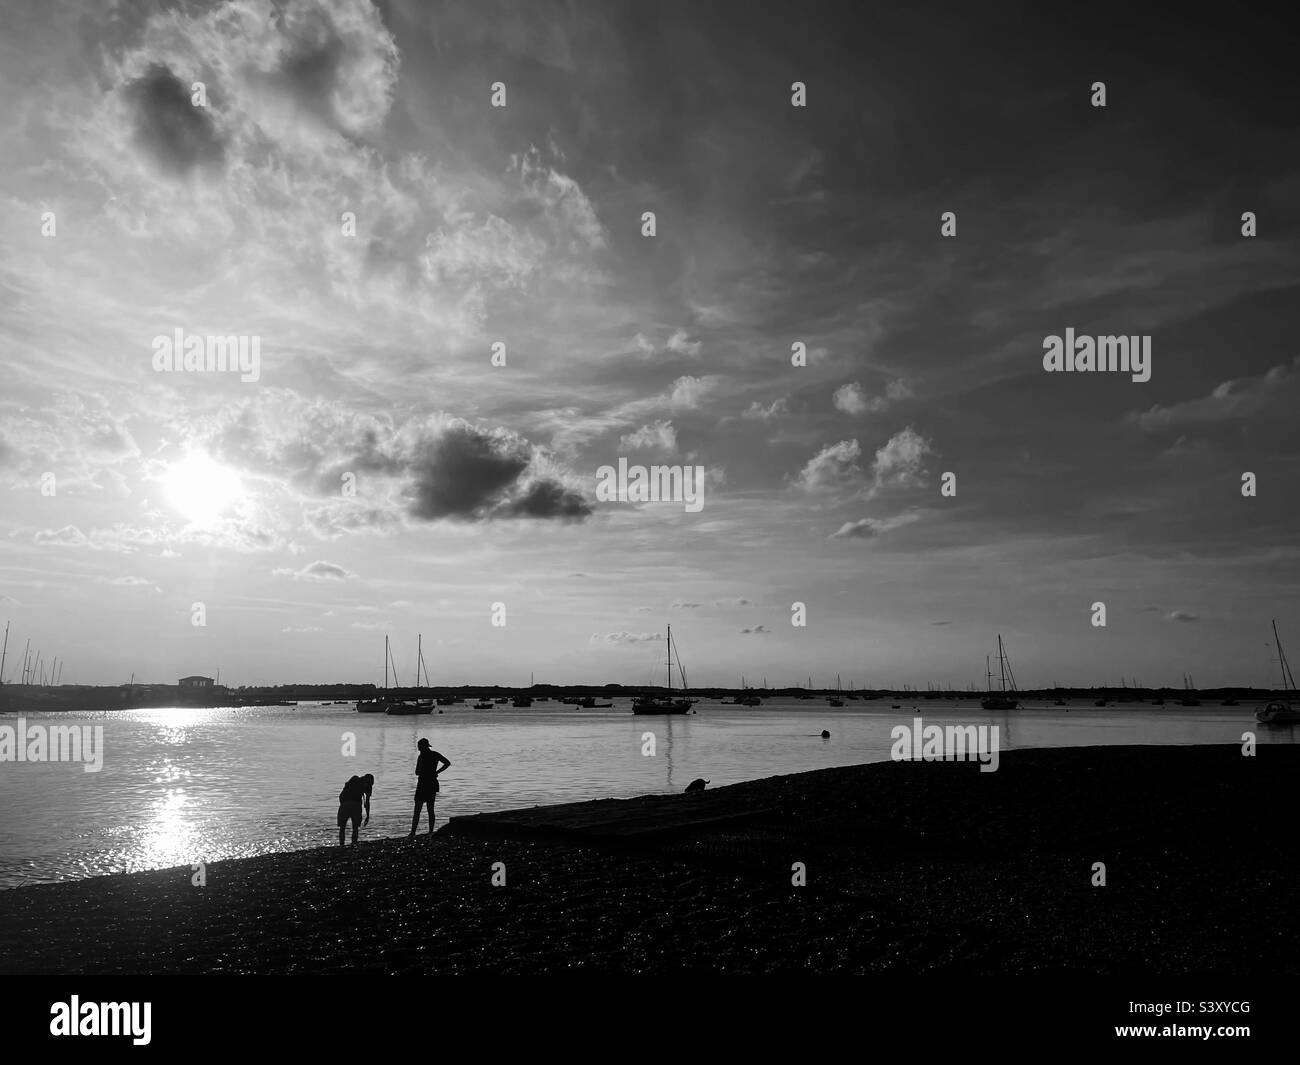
[0,744,1296,974]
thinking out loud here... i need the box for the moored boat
[1256,620,1299,723]
[980,637,1021,710]
[632,625,694,715]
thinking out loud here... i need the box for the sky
[1,0,1299,689]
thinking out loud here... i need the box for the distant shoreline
[2,744,1296,975]
[0,683,1289,715]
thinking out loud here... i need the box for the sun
[162,453,243,526]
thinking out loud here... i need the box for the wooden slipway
[444,788,776,842]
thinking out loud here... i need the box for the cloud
[797,439,862,491]
[496,478,591,520]
[404,422,589,522]
[282,625,324,633]
[869,428,933,493]
[830,511,922,539]
[740,625,770,635]
[94,575,157,588]
[618,420,677,454]
[668,375,715,409]
[124,64,226,176]
[591,631,661,644]
[834,380,912,415]
[670,599,701,609]
[666,329,701,356]
[1165,610,1199,622]
[930,620,952,626]
[715,597,752,607]
[742,398,788,421]
[511,145,608,252]
[32,526,90,547]
[1130,358,1300,431]
[833,383,869,415]
[274,560,354,582]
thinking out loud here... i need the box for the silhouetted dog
[685,778,710,793]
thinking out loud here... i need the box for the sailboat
[980,636,1020,710]
[1257,620,1300,723]
[827,674,844,706]
[386,636,432,715]
[632,626,694,714]
[1179,673,1201,707]
[357,635,396,712]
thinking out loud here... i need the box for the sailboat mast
[1273,620,1297,690]
[998,635,1008,692]
[384,635,389,690]
[0,621,8,685]
[666,626,672,693]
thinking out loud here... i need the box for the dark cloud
[741,625,770,635]
[497,478,592,521]
[405,423,589,522]
[279,38,349,127]
[125,64,225,175]
[406,425,529,519]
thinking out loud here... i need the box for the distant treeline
[0,680,1290,714]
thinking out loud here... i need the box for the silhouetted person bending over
[338,773,373,847]
[410,738,450,836]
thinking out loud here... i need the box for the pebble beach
[1,744,1296,975]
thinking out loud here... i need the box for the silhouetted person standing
[338,773,373,847]
[409,738,450,836]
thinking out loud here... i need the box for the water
[0,698,1293,889]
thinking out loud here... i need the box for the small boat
[827,697,844,707]
[577,696,613,708]
[979,637,1021,710]
[473,700,493,709]
[385,701,430,716]
[1256,621,1299,723]
[1257,702,1300,724]
[632,625,694,715]
[512,695,533,707]
[1053,699,1066,706]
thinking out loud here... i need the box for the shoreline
[1,743,1297,974]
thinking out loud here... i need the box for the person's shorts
[338,800,364,827]
[414,783,439,802]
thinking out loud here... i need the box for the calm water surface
[0,699,1294,888]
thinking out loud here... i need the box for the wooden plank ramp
[444,789,777,843]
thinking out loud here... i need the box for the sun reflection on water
[138,787,199,872]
